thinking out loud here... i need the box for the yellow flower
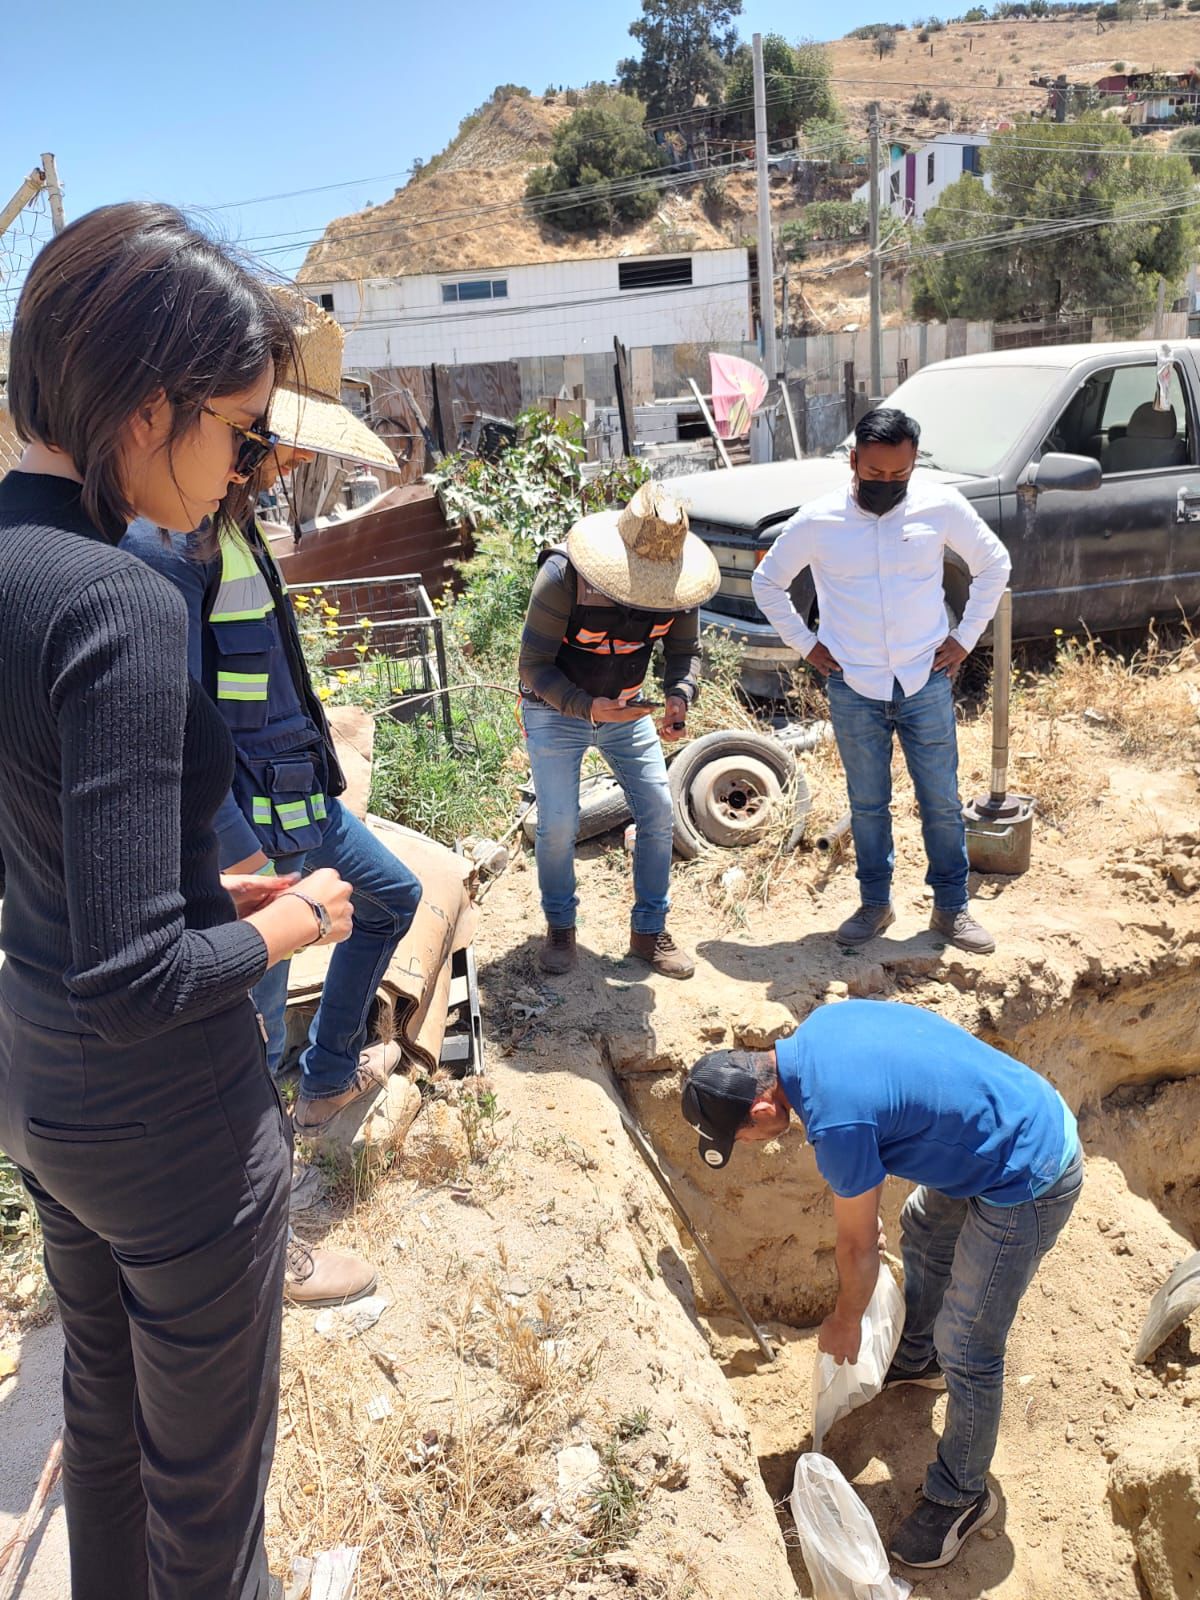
[336,670,350,683]
[324,621,338,637]
[355,642,369,657]
[361,617,373,630]
[317,685,332,701]
[292,594,310,611]
[312,587,323,596]
[1054,627,1064,636]
[322,602,339,616]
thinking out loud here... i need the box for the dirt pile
[1109,1422,1200,1600]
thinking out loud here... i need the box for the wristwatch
[284,890,331,941]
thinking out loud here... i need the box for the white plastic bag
[790,1454,911,1600]
[812,1266,904,1452]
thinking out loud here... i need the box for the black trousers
[0,976,291,1600]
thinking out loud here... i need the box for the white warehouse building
[855,133,993,224]
[300,247,752,370]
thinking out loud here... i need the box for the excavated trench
[620,964,1200,1600]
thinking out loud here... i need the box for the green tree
[617,0,743,122]
[525,94,667,231]
[722,36,835,139]
[1170,127,1200,175]
[911,116,1199,324]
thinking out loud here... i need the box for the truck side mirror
[1021,453,1103,493]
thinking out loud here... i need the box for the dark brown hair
[8,202,293,541]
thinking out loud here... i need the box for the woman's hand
[293,866,354,946]
[220,871,298,918]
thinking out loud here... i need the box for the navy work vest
[204,521,345,857]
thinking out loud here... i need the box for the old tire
[687,754,783,847]
[521,774,631,845]
[669,731,809,858]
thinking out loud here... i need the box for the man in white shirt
[752,407,1011,953]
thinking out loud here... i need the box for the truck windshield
[832,364,1063,477]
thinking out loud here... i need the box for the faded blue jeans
[523,701,674,935]
[894,1147,1083,1506]
[825,668,969,912]
[252,797,422,1099]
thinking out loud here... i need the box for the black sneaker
[883,1355,947,1391]
[890,1488,998,1569]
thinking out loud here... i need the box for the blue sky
[4,1,931,280]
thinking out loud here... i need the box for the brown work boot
[629,928,695,979]
[284,1236,377,1308]
[836,902,896,946]
[292,1040,400,1136]
[930,906,996,955]
[538,925,577,974]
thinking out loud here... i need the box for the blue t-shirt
[776,1001,1077,1205]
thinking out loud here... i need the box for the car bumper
[701,608,802,698]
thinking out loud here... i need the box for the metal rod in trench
[989,589,1013,803]
[616,1104,776,1363]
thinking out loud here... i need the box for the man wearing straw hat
[124,295,422,1303]
[519,482,720,978]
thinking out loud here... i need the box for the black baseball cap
[682,1049,760,1169]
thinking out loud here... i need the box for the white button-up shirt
[751,477,1012,702]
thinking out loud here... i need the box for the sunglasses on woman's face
[202,403,279,479]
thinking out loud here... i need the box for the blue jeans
[825,669,969,913]
[523,701,674,935]
[252,798,422,1099]
[894,1148,1083,1505]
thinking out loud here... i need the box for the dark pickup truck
[672,341,1200,696]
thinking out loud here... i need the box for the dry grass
[670,634,1200,922]
[270,1268,611,1598]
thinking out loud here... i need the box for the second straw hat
[565,482,720,612]
[268,291,399,473]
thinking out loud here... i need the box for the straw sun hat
[566,482,721,612]
[267,291,399,473]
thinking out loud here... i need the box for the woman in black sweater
[0,204,353,1600]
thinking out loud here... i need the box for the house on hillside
[854,133,991,224]
[299,247,752,371]
[1095,68,1200,126]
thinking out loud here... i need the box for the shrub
[928,15,947,29]
[525,93,664,231]
[877,27,898,56]
[783,199,870,245]
[918,29,931,41]
[911,90,934,115]
[1170,126,1200,172]
[1111,61,1126,72]
[933,97,954,119]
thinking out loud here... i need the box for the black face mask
[856,477,909,517]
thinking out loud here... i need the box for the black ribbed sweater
[0,471,268,1043]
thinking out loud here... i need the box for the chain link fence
[1,162,61,475]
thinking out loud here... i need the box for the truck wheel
[688,754,784,847]
[668,731,810,858]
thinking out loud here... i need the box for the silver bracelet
[280,890,331,942]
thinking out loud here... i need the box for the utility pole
[867,103,883,400]
[752,32,778,381]
[40,153,65,234]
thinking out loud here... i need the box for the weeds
[460,1086,503,1165]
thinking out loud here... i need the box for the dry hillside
[297,93,731,283]
[830,11,1200,135]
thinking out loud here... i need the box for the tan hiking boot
[629,928,695,979]
[293,1040,399,1135]
[930,906,996,955]
[284,1236,377,1308]
[835,902,896,946]
[538,925,577,974]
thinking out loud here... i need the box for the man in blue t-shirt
[681,1000,1081,1572]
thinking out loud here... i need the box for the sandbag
[790,1454,911,1600]
[812,1266,905,1453]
